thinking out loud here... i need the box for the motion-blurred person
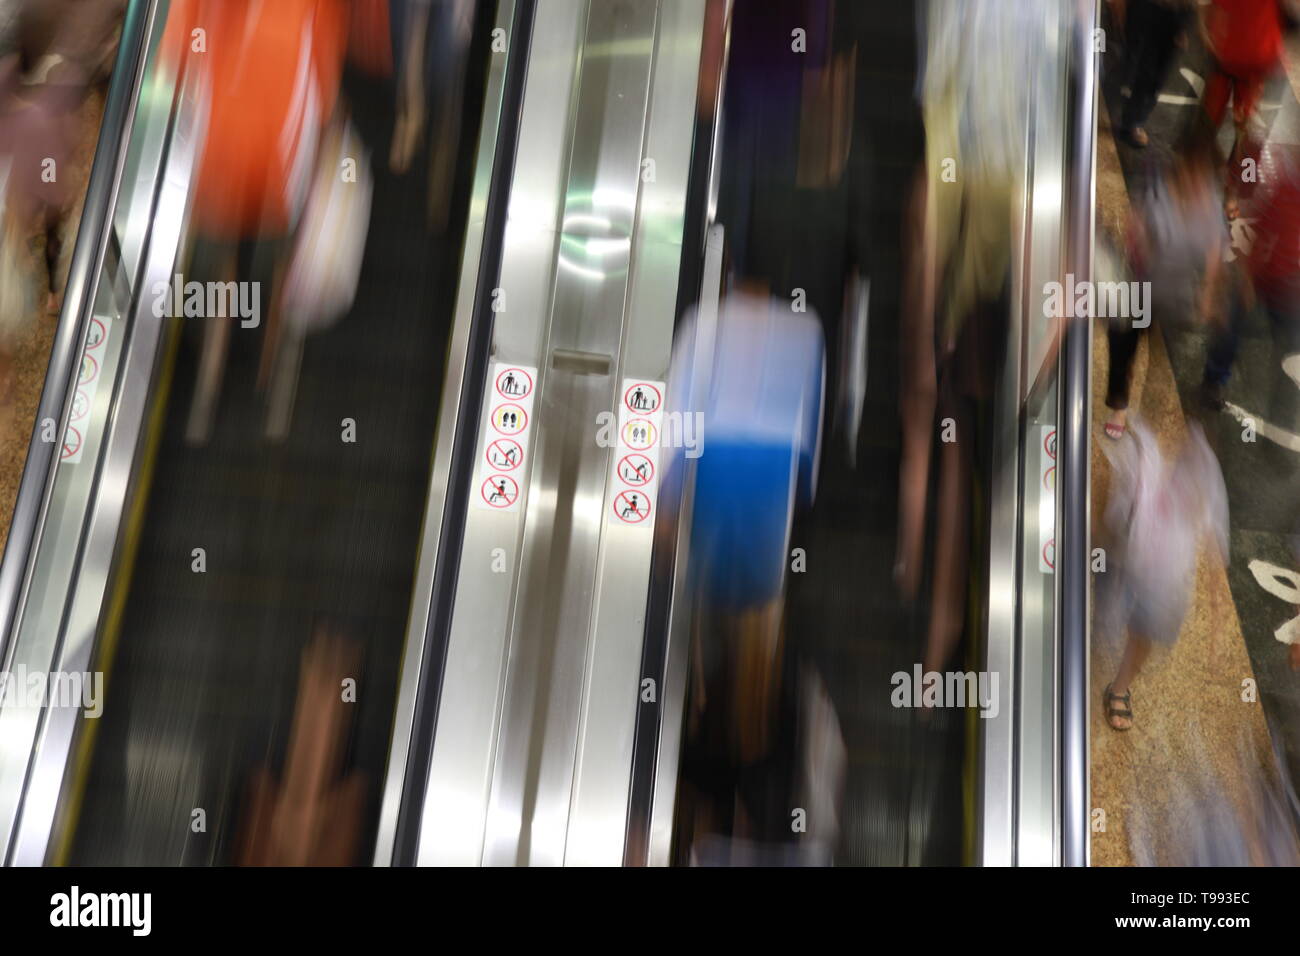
[237,626,367,866]
[1100,419,1229,730]
[390,0,475,230]
[1115,0,1197,148]
[1127,730,1300,864]
[667,277,835,862]
[898,0,1044,672]
[717,0,867,452]
[1,0,122,398]
[159,0,349,442]
[1106,129,1225,438]
[0,0,123,327]
[1203,143,1300,427]
[1202,0,1284,217]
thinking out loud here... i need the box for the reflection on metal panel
[418,0,701,866]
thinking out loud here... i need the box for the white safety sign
[1038,425,1056,574]
[63,315,113,464]
[608,379,664,527]
[473,363,537,512]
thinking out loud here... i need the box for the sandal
[1103,683,1133,731]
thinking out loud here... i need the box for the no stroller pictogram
[614,490,650,523]
[481,474,519,509]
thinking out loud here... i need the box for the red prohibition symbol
[61,425,83,460]
[623,419,656,450]
[70,389,90,422]
[1043,537,1055,571]
[496,367,533,400]
[87,317,107,350]
[80,352,99,386]
[487,438,523,471]
[481,474,519,508]
[617,453,654,487]
[1044,429,1057,461]
[624,382,661,414]
[614,490,650,523]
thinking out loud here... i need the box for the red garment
[1247,145,1300,286]
[162,0,347,239]
[1203,67,1270,127]
[348,0,393,77]
[1207,0,1283,72]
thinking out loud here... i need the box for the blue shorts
[690,441,798,612]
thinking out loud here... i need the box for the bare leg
[923,403,971,674]
[729,599,784,765]
[896,168,938,597]
[185,249,236,443]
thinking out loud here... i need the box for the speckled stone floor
[0,87,105,556]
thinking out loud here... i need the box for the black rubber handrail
[1059,0,1099,869]
[390,0,538,866]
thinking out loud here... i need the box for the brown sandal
[1103,683,1133,731]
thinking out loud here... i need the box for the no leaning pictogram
[617,453,654,487]
[496,366,533,400]
[481,474,519,509]
[614,490,650,523]
[487,437,523,471]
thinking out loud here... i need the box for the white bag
[280,118,373,335]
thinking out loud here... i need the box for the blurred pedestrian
[1101,420,1229,730]
[1116,0,1197,148]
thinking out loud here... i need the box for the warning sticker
[473,363,537,512]
[481,474,519,509]
[486,437,523,471]
[608,378,665,528]
[1038,425,1056,574]
[495,366,533,401]
[63,314,112,464]
[617,453,654,487]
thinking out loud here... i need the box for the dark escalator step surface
[67,42,491,865]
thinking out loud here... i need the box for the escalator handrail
[389,0,539,867]
[1059,0,1099,869]
[0,0,158,675]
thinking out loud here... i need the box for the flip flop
[1103,683,1133,731]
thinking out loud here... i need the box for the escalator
[1,0,1098,867]
[0,0,526,865]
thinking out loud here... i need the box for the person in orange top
[158,0,348,441]
[162,0,347,238]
